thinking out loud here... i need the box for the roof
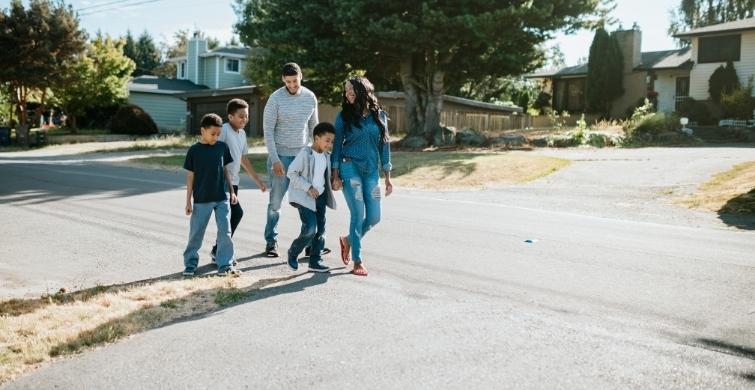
[675,17,755,38]
[175,85,258,99]
[128,76,209,94]
[199,47,253,59]
[526,48,691,78]
[637,48,693,70]
[376,91,523,114]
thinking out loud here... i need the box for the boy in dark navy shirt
[182,113,240,277]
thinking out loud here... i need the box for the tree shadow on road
[717,189,755,230]
[0,162,186,206]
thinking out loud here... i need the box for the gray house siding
[218,58,246,89]
[204,57,218,88]
[128,92,186,132]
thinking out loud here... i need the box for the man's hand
[272,161,285,177]
[230,193,238,205]
[307,186,320,199]
[185,202,192,215]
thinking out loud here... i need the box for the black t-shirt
[183,141,234,203]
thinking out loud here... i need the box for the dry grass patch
[676,161,755,214]
[390,151,569,190]
[130,152,268,173]
[0,274,294,384]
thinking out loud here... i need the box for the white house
[527,17,755,118]
[674,17,755,103]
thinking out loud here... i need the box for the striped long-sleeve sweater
[263,86,318,164]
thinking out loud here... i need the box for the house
[528,17,755,118]
[674,17,755,104]
[527,26,693,118]
[127,34,265,134]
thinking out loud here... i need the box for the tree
[235,0,611,143]
[123,30,137,62]
[153,29,221,78]
[0,0,87,144]
[709,61,740,102]
[53,35,136,129]
[669,0,754,37]
[585,27,623,115]
[133,31,161,76]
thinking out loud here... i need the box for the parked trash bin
[0,127,10,146]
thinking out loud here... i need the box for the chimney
[187,35,208,85]
[612,25,642,74]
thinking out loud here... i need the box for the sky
[1,0,681,66]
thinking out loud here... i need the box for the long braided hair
[341,77,389,143]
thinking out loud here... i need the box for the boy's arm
[240,157,267,192]
[224,165,238,205]
[185,171,194,215]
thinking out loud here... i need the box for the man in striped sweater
[263,62,320,257]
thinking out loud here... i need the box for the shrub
[108,104,158,135]
[709,61,740,103]
[676,98,715,125]
[720,78,755,120]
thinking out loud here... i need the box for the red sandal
[339,236,351,266]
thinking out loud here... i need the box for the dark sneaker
[218,267,242,277]
[210,246,217,263]
[287,256,299,271]
[265,243,279,258]
[308,262,330,273]
[182,268,195,277]
[305,247,331,257]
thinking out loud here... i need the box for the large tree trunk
[422,69,445,145]
[399,58,421,136]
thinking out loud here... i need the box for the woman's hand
[331,169,342,191]
[384,177,393,197]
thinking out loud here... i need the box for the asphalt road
[1,147,754,389]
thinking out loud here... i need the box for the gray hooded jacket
[286,146,337,212]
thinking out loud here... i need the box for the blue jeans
[183,199,234,271]
[288,193,327,265]
[339,161,381,262]
[264,155,296,245]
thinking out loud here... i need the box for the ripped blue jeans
[339,161,381,262]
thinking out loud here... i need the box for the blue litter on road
[524,239,539,244]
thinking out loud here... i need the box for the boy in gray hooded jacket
[286,122,337,272]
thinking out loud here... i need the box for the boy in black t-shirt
[182,113,240,277]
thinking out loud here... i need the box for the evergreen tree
[134,31,161,76]
[709,61,740,102]
[585,27,623,115]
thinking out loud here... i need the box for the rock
[455,127,487,146]
[490,134,526,147]
[401,135,429,149]
[434,126,457,146]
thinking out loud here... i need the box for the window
[553,78,585,112]
[225,59,240,73]
[179,62,186,79]
[698,34,741,63]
